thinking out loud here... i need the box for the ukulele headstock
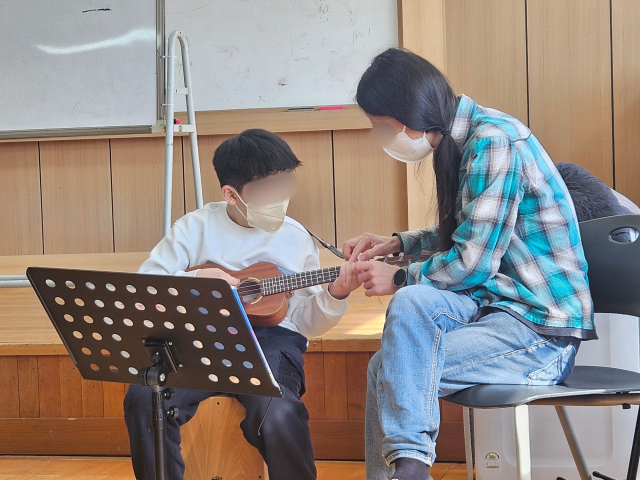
[375,253,414,267]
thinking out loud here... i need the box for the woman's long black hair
[356,48,461,251]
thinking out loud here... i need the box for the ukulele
[186,254,413,328]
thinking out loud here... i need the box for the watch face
[393,268,407,287]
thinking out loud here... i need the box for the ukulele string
[232,259,404,296]
[236,270,344,296]
[234,269,340,295]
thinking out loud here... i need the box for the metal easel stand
[164,30,204,236]
[0,275,30,288]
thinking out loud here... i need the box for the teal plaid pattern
[397,95,594,338]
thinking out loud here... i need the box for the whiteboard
[0,1,161,137]
[165,0,398,111]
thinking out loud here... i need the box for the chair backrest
[579,214,640,317]
[612,189,640,214]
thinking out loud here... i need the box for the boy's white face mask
[383,126,434,163]
[234,189,290,233]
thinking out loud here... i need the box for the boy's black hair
[213,129,302,192]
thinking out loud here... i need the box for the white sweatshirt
[138,202,347,338]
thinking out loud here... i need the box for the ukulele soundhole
[239,277,262,304]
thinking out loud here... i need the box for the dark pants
[124,326,316,480]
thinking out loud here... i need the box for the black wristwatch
[393,266,408,288]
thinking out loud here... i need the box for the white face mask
[383,126,434,163]
[234,190,290,233]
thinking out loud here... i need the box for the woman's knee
[385,285,440,331]
[387,284,441,316]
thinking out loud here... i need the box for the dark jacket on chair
[556,162,637,243]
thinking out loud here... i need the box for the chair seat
[444,366,640,409]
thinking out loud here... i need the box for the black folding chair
[445,214,640,480]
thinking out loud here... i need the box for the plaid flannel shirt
[397,95,595,340]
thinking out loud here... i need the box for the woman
[343,49,594,480]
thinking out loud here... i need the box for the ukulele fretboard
[261,266,341,296]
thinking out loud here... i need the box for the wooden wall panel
[38,356,61,418]
[398,0,442,230]
[0,143,43,255]
[303,352,325,420]
[333,129,408,245]
[59,356,83,418]
[323,352,348,420]
[81,378,104,418]
[0,350,465,460]
[185,132,336,242]
[0,357,20,418]
[111,137,185,253]
[527,0,613,184]
[612,0,640,205]
[103,382,126,418]
[445,0,528,123]
[346,352,369,421]
[398,0,445,70]
[183,134,229,210]
[0,418,129,456]
[280,131,335,243]
[441,399,463,423]
[17,356,39,418]
[40,140,114,254]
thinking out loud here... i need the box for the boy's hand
[195,268,239,286]
[328,262,361,300]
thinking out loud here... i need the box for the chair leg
[555,406,591,480]
[463,406,474,480]
[625,407,640,480]
[514,405,532,480]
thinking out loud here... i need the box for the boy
[124,129,360,480]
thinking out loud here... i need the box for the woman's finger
[359,244,391,261]
[348,235,373,262]
[354,257,372,273]
[342,236,363,261]
[357,270,372,284]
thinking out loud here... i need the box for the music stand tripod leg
[139,348,179,480]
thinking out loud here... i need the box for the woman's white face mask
[383,126,434,163]
[233,189,290,233]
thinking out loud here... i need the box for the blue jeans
[365,285,579,479]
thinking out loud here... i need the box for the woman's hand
[195,268,239,286]
[328,262,361,299]
[355,256,401,297]
[342,233,402,262]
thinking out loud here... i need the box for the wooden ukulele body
[188,262,292,328]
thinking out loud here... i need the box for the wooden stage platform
[0,251,465,461]
[0,457,469,480]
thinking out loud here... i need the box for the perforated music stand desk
[27,266,282,480]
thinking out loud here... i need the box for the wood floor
[0,457,469,480]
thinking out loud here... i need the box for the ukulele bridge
[238,277,263,305]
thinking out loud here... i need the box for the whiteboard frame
[0,0,166,140]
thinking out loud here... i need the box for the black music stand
[27,267,282,480]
